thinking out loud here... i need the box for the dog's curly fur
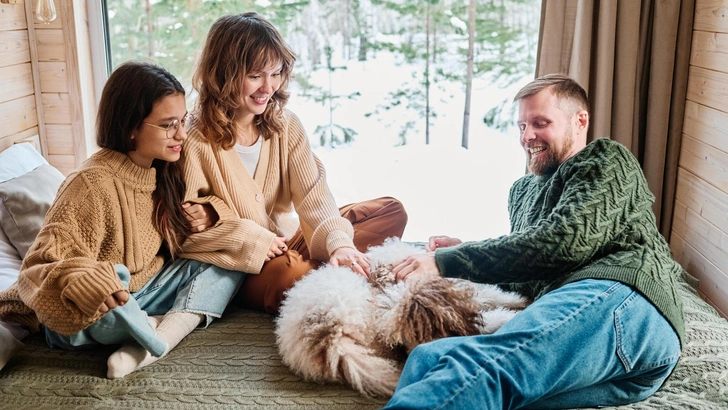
[275,239,529,398]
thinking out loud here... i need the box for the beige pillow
[0,164,65,259]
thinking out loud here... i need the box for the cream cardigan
[179,109,355,275]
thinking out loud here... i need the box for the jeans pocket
[613,290,680,386]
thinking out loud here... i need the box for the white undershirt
[234,136,262,176]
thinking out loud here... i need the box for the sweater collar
[93,149,157,188]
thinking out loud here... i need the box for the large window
[100,0,541,242]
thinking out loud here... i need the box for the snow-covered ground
[286,52,531,242]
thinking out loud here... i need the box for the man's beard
[527,130,574,176]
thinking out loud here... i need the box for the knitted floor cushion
[0,277,726,410]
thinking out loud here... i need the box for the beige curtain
[536,0,694,239]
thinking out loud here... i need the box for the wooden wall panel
[0,127,39,153]
[690,31,728,71]
[45,123,74,155]
[0,2,26,31]
[672,202,728,293]
[694,0,728,34]
[679,135,728,194]
[0,31,30,67]
[0,62,33,103]
[0,0,78,175]
[47,154,75,175]
[61,0,96,167]
[675,168,728,234]
[39,61,68,93]
[686,66,728,111]
[672,0,728,318]
[671,232,728,318]
[683,100,728,153]
[41,93,71,124]
[0,95,37,137]
[35,29,64,62]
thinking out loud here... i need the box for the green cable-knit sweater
[435,138,685,345]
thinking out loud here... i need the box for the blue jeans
[383,279,681,410]
[44,258,244,356]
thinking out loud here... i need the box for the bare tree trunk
[462,0,476,149]
[356,0,368,61]
[358,34,368,61]
[145,0,153,59]
[343,0,351,59]
[425,1,431,145]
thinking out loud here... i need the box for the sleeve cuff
[434,247,459,279]
[325,231,356,258]
[62,264,126,317]
[188,195,237,222]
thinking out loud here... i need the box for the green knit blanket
[1,278,726,409]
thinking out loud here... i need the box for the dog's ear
[378,278,483,352]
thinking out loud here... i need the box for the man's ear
[576,110,589,131]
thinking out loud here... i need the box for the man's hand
[426,235,462,251]
[266,236,288,261]
[330,246,370,277]
[98,290,130,314]
[183,202,219,232]
[392,252,440,282]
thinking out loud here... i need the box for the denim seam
[615,291,681,374]
[184,264,204,310]
[435,280,623,409]
[133,283,164,299]
[614,291,636,371]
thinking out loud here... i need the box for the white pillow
[0,142,50,291]
[0,219,22,292]
[0,142,48,183]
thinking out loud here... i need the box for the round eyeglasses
[143,113,195,139]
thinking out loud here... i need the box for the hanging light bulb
[34,0,57,24]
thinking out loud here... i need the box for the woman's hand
[98,290,130,314]
[183,202,219,232]
[425,235,462,251]
[329,246,370,277]
[266,236,288,261]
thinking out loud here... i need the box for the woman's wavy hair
[96,60,191,257]
[192,12,296,149]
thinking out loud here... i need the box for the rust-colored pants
[233,196,407,315]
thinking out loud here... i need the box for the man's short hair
[513,73,589,115]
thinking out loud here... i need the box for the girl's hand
[98,290,130,314]
[266,236,288,261]
[425,235,462,251]
[183,202,219,232]
[329,247,370,277]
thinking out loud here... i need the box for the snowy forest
[107,0,540,148]
[106,0,542,240]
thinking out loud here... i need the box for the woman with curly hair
[179,12,408,315]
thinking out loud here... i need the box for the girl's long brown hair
[96,60,191,257]
[192,12,297,149]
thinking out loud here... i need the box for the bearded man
[384,74,685,410]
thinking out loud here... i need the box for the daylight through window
[104,0,541,241]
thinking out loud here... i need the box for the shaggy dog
[275,239,529,398]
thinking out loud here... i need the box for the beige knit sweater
[179,109,355,274]
[0,149,166,335]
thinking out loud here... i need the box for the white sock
[147,314,164,329]
[1,321,25,370]
[106,311,203,379]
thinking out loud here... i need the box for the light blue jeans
[43,258,244,357]
[383,279,681,410]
